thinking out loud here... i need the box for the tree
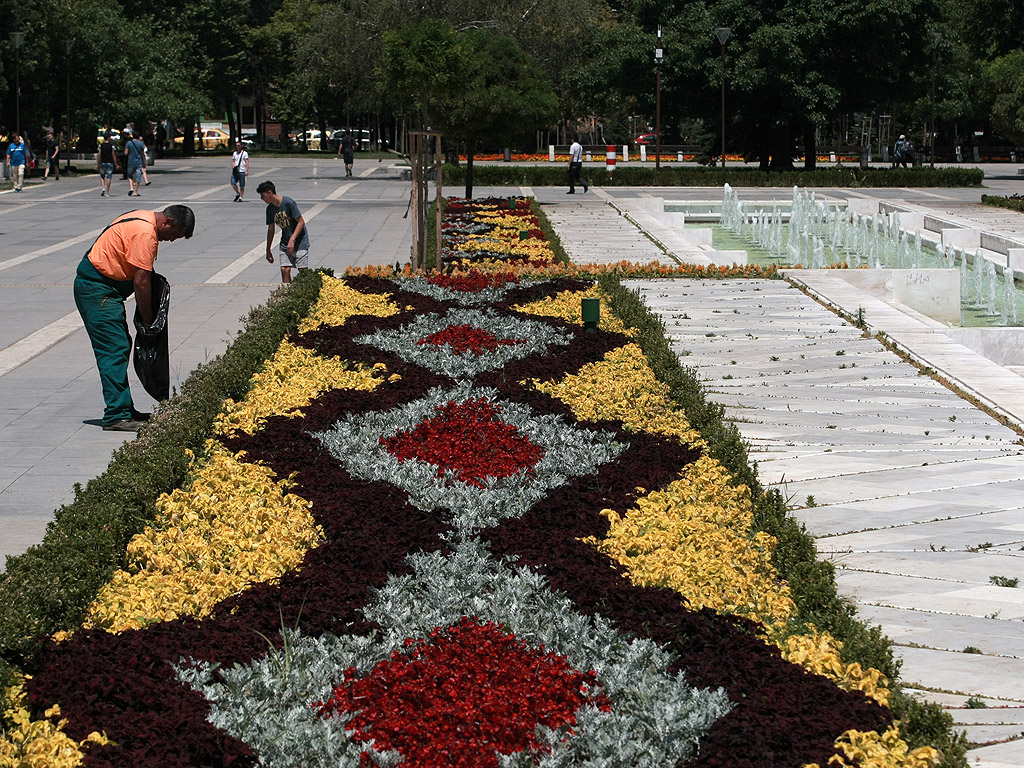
[439,30,558,197]
[380,18,467,129]
[987,50,1024,146]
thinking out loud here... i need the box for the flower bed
[2,199,942,768]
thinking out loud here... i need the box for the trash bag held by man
[132,272,170,401]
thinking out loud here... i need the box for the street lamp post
[655,26,663,172]
[10,32,25,136]
[64,39,73,170]
[715,27,731,170]
[928,31,942,168]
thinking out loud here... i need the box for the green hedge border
[443,163,984,189]
[981,194,1024,213]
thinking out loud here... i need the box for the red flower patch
[428,270,521,293]
[381,398,544,487]
[315,616,609,768]
[417,324,525,356]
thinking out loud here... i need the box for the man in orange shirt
[73,205,195,431]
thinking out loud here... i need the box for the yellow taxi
[173,127,231,150]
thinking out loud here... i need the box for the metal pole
[929,31,941,169]
[715,28,731,170]
[10,32,24,136]
[930,48,937,168]
[720,44,726,169]
[65,40,73,169]
[655,26,662,172]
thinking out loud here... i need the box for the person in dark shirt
[43,132,60,180]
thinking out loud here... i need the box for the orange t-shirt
[87,211,158,281]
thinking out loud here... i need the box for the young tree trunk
[465,151,474,200]
[803,121,817,170]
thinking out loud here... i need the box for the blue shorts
[231,169,246,187]
[128,165,143,183]
[100,163,114,179]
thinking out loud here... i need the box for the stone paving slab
[853,603,1024,658]
[896,645,1024,700]
[610,261,1024,760]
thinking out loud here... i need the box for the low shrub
[981,193,1024,213]
[441,163,984,189]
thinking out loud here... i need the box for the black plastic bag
[132,272,170,401]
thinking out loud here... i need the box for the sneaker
[566,190,575,194]
[130,408,151,422]
[145,181,151,186]
[101,189,105,196]
[133,192,140,197]
[102,418,143,432]
[583,183,589,193]
[128,190,133,196]
[234,194,240,202]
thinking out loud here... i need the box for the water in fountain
[973,250,985,306]
[985,260,998,315]
[960,254,969,302]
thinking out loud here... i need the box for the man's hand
[134,269,154,325]
[266,250,274,264]
[286,241,296,256]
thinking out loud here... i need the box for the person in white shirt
[567,137,588,194]
[231,141,250,202]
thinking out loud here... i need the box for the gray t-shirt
[266,196,310,251]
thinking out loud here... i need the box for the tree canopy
[1,0,1021,161]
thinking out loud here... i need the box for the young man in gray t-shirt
[257,180,310,284]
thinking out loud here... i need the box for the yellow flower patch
[585,455,795,632]
[214,341,387,437]
[297,274,398,332]
[0,678,108,767]
[514,286,630,335]
[527,343,702,447]
[84,446,323,633]
[785,630,891,707]
[804,726,940,768]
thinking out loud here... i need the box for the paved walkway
[538,182,1024,768]
[0,156,412,562]
[4,161,1024,765]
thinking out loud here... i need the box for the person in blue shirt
[125,133,147,196]
[5,133,29,192]
[257,180,310,284]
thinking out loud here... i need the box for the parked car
[173,127,231,150]
[329,129,371,152]
[635,133,658,145]
[240,132,258,149]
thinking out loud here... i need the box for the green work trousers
[73,256,137,426]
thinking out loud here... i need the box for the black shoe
[128,190,133,196]
[234,194,241,202]
[130,408,151,422]
[566,190,575,194]
[583,184,589,193]
[145,181,151,186]
[102,418,143,432]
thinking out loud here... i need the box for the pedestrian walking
[73,205,195,431]
[43,132,60,180]
[5,133,30,192]
[337,130,356,177]
[567,136,588,194]
[892,135,908,169]
[97,135,119,196]
[231,141,249,201]
[258,180,309,284]
[125,132,147,196]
